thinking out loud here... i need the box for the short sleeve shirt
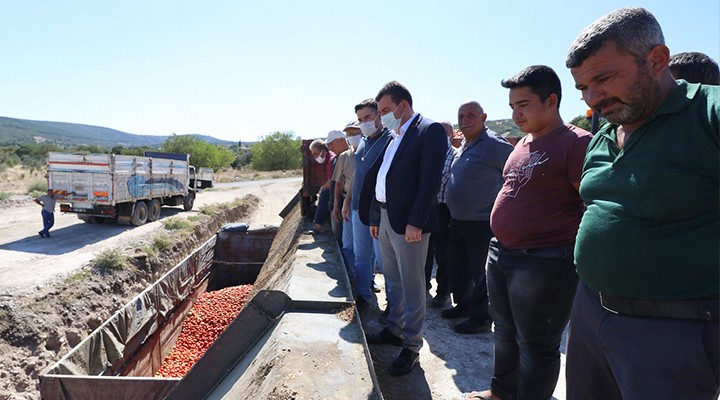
[331,147,355,191]
[37,194,56,213]
[491,124,592,249]
[574,82,719,300]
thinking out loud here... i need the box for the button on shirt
[375,113,418,203]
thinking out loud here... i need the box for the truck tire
[131,201,148,226]
[183,192,195,211]
[148,199,162,222]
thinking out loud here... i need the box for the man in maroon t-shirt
[464,65,591,400]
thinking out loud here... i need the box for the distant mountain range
[0,115,523,148]
[0,116,237,148]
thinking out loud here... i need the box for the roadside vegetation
[0,131,304,197]
[93,248,132,272]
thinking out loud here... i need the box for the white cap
[325,130,346,143]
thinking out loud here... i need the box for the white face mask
[359,120,377,136]
[347,135,362,148]
[381,104,402,132]
[315,153,326,164]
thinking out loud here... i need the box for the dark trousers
[567,282,720,400]
[446,219,493,322]
[425,202,451,296]
[41,210,54,236]
[313,187,330,226]
[486,238,578,400]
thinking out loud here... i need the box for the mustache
[593,97,623,114]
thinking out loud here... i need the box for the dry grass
[0,166,45,195]
[214,167,301,183]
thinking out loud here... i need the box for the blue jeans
[341,210,355,281]
[41,210,55,236]
[567,283,720,400]
[486,238,578,400]
[351,210,375,302]
[313,188,330,226]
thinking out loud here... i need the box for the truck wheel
[131,202,148,226]
[148,199,162,222]
[183,192,195,211]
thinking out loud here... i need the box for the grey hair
[566,7,664,68]
[310,139,328,152]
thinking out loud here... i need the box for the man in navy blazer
[363,81,447,376]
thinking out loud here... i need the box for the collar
[461,127,488,150]
[398,113,420,136]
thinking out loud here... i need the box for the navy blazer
[363,114,448,234]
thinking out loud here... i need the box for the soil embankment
[0,178,300,399]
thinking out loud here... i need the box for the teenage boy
[465,65,591,400]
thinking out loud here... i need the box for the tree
[161,134,235,170]
[250,131,302,171]
[569,115,591,131]
[229,144,252,168]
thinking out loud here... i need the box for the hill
[486,119,524,138]
[0,116,236,148]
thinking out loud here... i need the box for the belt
[502,243,574,258]
[380,202,387,209]
[599,292,719,321]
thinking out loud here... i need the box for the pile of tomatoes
[156,284,253,377]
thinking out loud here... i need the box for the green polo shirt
[575,81,719,300]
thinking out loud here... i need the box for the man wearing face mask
[343,99,393,313]
[363,81,447,377]
[327,129,356,284]
[309,139,335,233]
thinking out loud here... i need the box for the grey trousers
[379,208,430,352]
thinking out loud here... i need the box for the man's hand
[341,202,351,222]
[405,224,422,243]
[370,226,379,239]
[332,202,342,223]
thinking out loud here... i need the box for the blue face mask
[381,104,402,132]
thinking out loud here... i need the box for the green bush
[162,217,191,231]
[0,192,9,201]
[152,233,173,252]
[161,134,235,170]
[27,180,47,196]
[93,248,130,272]
[250,131,302,171]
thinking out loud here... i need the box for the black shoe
[372,280,381,293]
[366,327,403,346]
[388,348,420,376]
[453,319,493,334]
[429,294,451,309]
[38,231,45,238]
[441,306,469,319]
[379,307,390,324]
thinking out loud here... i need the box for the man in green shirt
[565,7,719,399]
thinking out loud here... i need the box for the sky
[0,1,717,143]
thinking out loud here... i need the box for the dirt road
[0,177,301,296]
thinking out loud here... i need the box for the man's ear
[647,44,670,77]
[546,93,559,109]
